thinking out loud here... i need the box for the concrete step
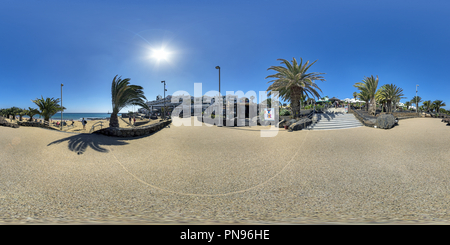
[313,121,362,127]
[310,125,363,130]
[311,123,362,128]
[310,113,363,130]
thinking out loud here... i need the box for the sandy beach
[14,116,162,133]
[1,116,450,224]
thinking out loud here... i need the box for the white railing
[90,121,105,133]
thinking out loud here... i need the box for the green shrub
[280,108,290,116]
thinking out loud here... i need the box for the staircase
[309,110,363,130]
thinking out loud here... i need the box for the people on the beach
[82,118,86,130]
[133,116,136,125]
[129,115,131,124]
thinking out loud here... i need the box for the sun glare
[152,49,169,61]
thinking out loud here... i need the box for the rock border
[93,119,172,137]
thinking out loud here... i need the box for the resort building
[139,94,267,117]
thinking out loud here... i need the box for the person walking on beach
[82,118,86,130]
[129,115,131,125]
[133,116,136,125]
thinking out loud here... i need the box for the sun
[152,49,169,61]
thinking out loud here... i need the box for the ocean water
[22,113,122,121]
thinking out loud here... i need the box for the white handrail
[89,121,104,133]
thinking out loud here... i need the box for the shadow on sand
[47,128,168,155]
[47,133,130,155]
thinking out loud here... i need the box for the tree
[110,75,149,128]
[31,96,65,121]
[266,57,325,119]
[25,107,40,121]
[422,100,432,112]
[6,107,23,121]
[410,96,422,112]
[375,84,405,113]
[404,101,411,111]
[375,88,387,112]
[354,75,379,112]
[432,100,446,113]
[19,108,28,121]
[262,98,272,108]
[1,108,14,121]
[355,84,372,111]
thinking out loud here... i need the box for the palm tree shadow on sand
[47,133,129,155]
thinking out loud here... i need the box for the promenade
[1,117,450,224]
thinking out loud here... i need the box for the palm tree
[375,84,405,113]
[356,89,370,111]
[261,98,272,108]
[410,96,422,112]
[422,100,432,113]
[25,107,40,121]
[1,108,12,121]
[8,107,22,121]
[110,75,149,128]
[432,100,446,114]
[19,108,28,121]
[266,57,326,118]
[375,87,387,112]
[354,75,379,112]
[31,96,65,121]
[404,101,411,110]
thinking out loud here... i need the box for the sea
[21,113,122,121]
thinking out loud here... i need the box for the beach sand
[14,116,163,133]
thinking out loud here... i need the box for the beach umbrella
[329,97,340,102]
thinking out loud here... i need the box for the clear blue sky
[1,0,449,113]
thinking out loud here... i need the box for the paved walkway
[1,117,450,224]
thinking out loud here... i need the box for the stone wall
[0,118,19,128]
[16,120,57,130]
[288,118,312,131]
[93,119,171,137]
[350,108,377,127]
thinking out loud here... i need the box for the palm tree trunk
[109,113,120,127]
[291,100,300,118]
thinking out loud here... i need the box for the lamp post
[416,84,419,115]
[215,66,222,119]
[161,80,167,120]
[61,83,63,130]
[215,66,220,95]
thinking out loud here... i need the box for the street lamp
[216,66,223,120]
[215,66,220,95]
[61,83,63,130]
[161,80,167,120]
[416,84,419,115]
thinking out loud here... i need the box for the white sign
[264,108,275,121]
